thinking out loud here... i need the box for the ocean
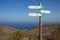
[0,22,58,30]
[0,22,39,30]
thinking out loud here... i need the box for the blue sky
[0,0,60,23]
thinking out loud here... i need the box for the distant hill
[0,25,16,40]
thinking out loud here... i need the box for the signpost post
[28,3,51,40]
[39,3,43,40]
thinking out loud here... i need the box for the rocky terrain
[0,25,16,40]
[0,24,60,40]
[25,24,60,40]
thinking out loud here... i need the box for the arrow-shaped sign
[28,3,51,17]
[28,13,42,16]
[40,10,51,14]
[28,6,42,9]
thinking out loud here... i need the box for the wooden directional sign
[40,10,51,14]
[28,3,51,17]
[28,6,42,9]
[38,9,51,17]
[28,3,51,40]
[28,13,42,16]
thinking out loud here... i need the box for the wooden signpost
[28,3,51,40]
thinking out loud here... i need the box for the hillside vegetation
[0,25,16,40]
[0,24,60,40]
[47,24,60,40]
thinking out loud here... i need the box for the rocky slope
[0,25,16,40]
[26,24,60,40]
[0,24,60,40]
